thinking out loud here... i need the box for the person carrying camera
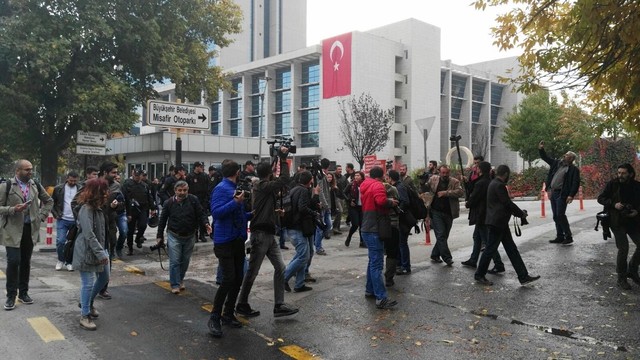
[313,158,333,255]
[474,165,540,286]
[207,160,252,338]
[235,147,299,318]
[538,140,580,246]
[155,180,211,294]
[186,162,211,243]
[597,163,640,290]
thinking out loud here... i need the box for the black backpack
[407,186,428,220]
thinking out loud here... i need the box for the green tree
[0,0,242,185]
[338,93,394,169]
[473,0,640,135]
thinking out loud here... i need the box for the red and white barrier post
[424,219,431,246]
[39,214,57,253]
[578,186,584,211]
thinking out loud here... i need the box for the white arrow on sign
[77,131,107,147]
[147,100,211,131]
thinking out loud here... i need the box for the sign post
[76,131,107,168]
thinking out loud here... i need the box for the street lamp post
[257,76,271,163]
[415,116,436,170]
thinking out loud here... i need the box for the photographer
[122,169,157,254]
[186,162,211,243]
[314,158,333,255]
[155,181,211,294]
[235,147,299,319]
[474,165,540,286]
[207,160,251,338]
[597,163,640,290]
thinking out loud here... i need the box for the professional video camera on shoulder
[267,136,297,158]
[235,177,252,198]
[309,158,324,179]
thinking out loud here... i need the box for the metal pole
[423,129,428,170]
[257,77,271,162]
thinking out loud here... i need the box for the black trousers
[127,207,149,247]
[212,238,246,316]
[5,224,33,298]
[611,225,640,277]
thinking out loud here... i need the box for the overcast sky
[306,0,521,65]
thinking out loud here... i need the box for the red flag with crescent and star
[322,32,352,99]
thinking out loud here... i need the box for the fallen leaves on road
[130,331,138,336]
[440,340,454,344]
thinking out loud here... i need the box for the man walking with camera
[186,162,211,243]
[538,141,580,246]
[235,147,299,318]
[474,165,540,286]
[597,163,640,290]
[208,160,251,338]
[314,158,333,255]
[52,170,80,271]
[122,169,156,255]
[155,180,211,294]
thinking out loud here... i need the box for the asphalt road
[1,199,639,360]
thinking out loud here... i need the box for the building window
[228,78,243,136]
[451,75,467,99]
[275,113,291,136]
[230,119,242,137]
[472,102,483,123]
[302,61,320,84]
[440,71,447,95]
[300,61,320,148]
[301,86,319,108]
[472,81,486,103]
[301,109,319,147]
[211,100,221,135]
[276,68,292,89]
[451,98,464,120]
[491,85,504,105]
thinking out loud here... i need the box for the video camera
[150,240,166,252]
[309,158,324,180]
[267,136,297,158]
[385,160,393,170]
[235,177,253,198]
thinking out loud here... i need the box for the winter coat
[72,205,109,272]
[0,178,53,248]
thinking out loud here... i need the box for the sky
[306,0,521,65]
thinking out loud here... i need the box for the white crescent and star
[329,40,344,71]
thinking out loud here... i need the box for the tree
[338,93,394,169]
[503,89,594,164]
[0,0,242,185]
[473,0,640,135]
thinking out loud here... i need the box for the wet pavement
[1,199,639,359]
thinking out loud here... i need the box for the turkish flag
[322,32,352,99]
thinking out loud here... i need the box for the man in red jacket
[359,166,398,309]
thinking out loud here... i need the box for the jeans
[212,238,246,316]
[314,209,333,251]
[238,231,286,305]
[5,224,33,298]
[468,224,504,266]
[362,232,387,301]
[305,234,315,275]
[611,226,640,277]
[56,218,76,263]
[550,190,572,239]
[79,262,110,316]
[398,230,410,271]
[115,213,128,252]
[430,210,454,262]
[476,225,529,280]
[167,232,196,289]
[284,229,311,289]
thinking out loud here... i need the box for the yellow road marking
[201,304,213,312]
[279,345,318,360]
[27,317,65,343]
[112,259,123,264]
[0,270,5,279]
[123,265,145,275]
[154,281,172,291]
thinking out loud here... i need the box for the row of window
[209,61,320,147]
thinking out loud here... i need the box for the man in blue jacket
[207,160,251,338]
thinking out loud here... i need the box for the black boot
[385,258,397,287]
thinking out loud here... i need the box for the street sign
[147,100,211,131]
[76,145,106,155]
[77,131,107,147]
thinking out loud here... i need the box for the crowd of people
[2,139,640,336]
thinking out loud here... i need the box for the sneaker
[274,303,299,318]
[475,276,494,286]
[18,293,33,304]
[304,274,317,283]
[293,285,313,293]
[208,314,223,338]
[284,281,291,292]
[375,298,398,309]
[520,275,541,285]
[618,278,632,290]
[364,292,375,299]
[344,238,351,247]
[549,237,564,244]
[280,245,290,250]
[4,297,15,311]
[179,283,186,291]
[561,238,574,246]
[116,249,123,258]
[445,260,454,266]
[316,249,327,255]
[221,314,243,328]
[396,268,411,275]
[487,266,506,275]
[171,288,180,294]
[127,248,134,256]
[80,315,97,330]
[235,303,260,318]
[332,230,343,235]
[55,261,64,271]
[430,257,443,263]
[461,260,477,268]
[97,290,112,300]
[627,272,640,286]
[66,264,74,271]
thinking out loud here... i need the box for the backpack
[407,186,428,220]
[1,178,43,206]
[277,189,294,228]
